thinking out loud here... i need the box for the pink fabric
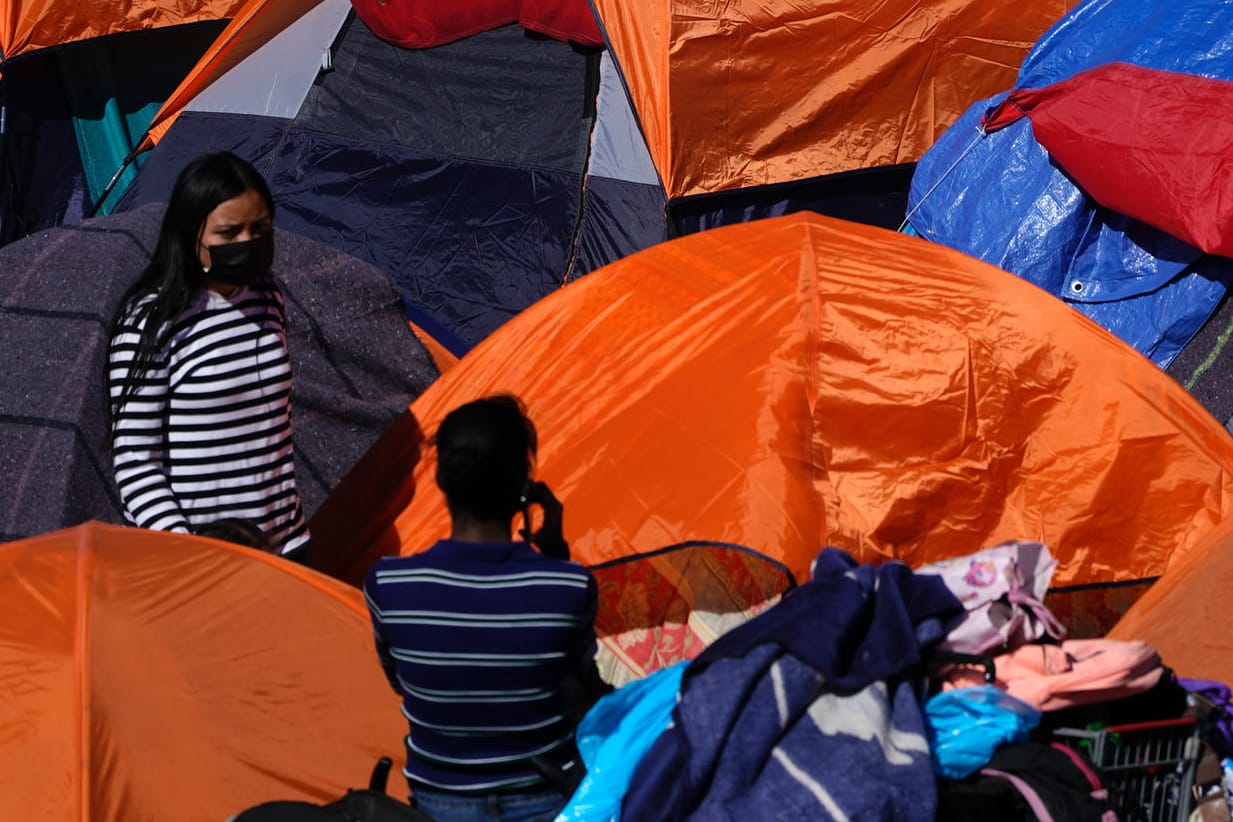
[946,639,1163,712]
[1049,743,1109,800]
[924,541,1066,655]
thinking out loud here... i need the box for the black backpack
[936,742,1116,821]
[231,759,434,822]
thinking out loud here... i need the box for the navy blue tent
[117,5,668,353]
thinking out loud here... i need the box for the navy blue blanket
[622,549,962,821]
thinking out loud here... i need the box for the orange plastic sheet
[140,0,324,149]
[0,0,244,63]
[326,212,1233,589]
[590,0,1072,198]
[1110,515,1233,686]
[0,523,405,821]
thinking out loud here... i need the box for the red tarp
[984,62,1233,257]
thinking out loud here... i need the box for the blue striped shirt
[364,540,598,793]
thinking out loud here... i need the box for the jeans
[411,786,567,822]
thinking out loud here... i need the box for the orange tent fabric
[1109,515,1233,686]
[591,0,1073,198]
[319,211,1233,590]
[309,412,426,584]
[0,0,244,63]
[0,523,405,821]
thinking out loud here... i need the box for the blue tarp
[906,0,1233,368]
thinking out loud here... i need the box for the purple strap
[1049,743,1102,792]
[980,767,1054,821]
[1006,587,1067,640]
[1048,744,1118,820]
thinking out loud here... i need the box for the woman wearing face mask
[107,152,309,554]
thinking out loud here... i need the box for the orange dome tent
[0,523,405,821]
[589,0,1074,227]
[312,212,1233,670]
[1110,515,1233,687]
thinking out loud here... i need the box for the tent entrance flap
[0,22,223,237]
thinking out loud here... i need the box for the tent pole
[86,143,143,219]
[0,66,34,242]
[561,48,603,285]
[0,68,10,242]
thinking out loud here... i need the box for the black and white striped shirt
[108,281,309,552]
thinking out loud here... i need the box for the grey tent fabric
[0,202,436,542]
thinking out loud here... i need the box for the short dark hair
[434,395,537,523]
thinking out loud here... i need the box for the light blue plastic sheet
[925,685,1041,780]
[556,662,686,822]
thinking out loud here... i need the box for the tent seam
[661,5,672,196]
[74,525,93,822]
[803,222,825,558]
[139,0,280,151]
[561,54,602,285]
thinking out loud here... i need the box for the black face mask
[204,233,274,286]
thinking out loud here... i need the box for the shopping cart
[1054,717,1204,822]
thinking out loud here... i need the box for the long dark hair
[107,152,274,420]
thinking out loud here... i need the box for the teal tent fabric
[54,24,223,215]
[57,42,150,215]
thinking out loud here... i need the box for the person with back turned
[364,395,604,822]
